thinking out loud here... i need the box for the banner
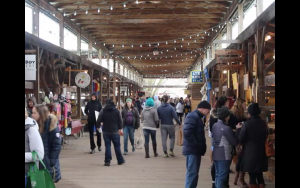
[25,55,36,80]
[204,67,211,90]
[232,73,238,90]
[190,70,204,83]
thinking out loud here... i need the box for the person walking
[121,98,140,155]
[153,95,162,109]
[176,98,185,124]
[31,104,62,183]
[238,103,268,188]
[84,93,103,154]
[183,100,211,188]
[157,95,182,157]
[141,98,159,158]
[96,99,125,166]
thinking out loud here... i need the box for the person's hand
[236,123,242,129]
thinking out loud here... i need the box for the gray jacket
[212,120,238,161]
[25,117,44,173]
[141,107,159,129]
[153,100,161,109]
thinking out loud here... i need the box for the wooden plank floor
[56,125,275,188]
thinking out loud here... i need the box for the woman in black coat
[238,103,268,188]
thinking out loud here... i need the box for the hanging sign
[25,55,36,81]
[75,72,91,88]
[190,70,204,83]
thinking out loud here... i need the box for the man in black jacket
[84,93,102,154]
[96,99,125,166]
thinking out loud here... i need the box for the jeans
[214,160,231,188]
[103,133,124,163]
[123,125,135,152]
[160,124,175,152]
[185,154,201,188]
[143,129,156,144]
[88,122,101,150]
[25,173,27,187]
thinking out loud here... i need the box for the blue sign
[191,70,203,83]
[204,67,212,90]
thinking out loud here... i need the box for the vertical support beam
[34,46,40,103]
[106,73,110,99]
[211,43,216,60]
[88,68,94,94]
[77,30,81,56]
[118,83,121,110]
[76,63,82,119]
[238,2,244,35]
[256,0,264,17]
[219,69,223,98]
[118,63,121,75]
[88,40,93,60]
[227,70,231,89]
[113,76,116,104]
[113,59,116,73]
[32,1,39,37]
[99,71,103,103]
[107,55,109,71]
[257,27,266,107]
[248,41,254,85]
[123,65,125,76]
[59,17,64,48]
[227,20,232,40]
[98,50,102,66]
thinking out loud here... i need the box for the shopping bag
[134,128,144,149]
[177,128,183,146]
[26,151,56,188]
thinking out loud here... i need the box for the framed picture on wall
[244,74,249,90]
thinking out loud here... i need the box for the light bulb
[223,70,227,73]
[74,11,76,16]
[174,40,176,43]
[166,41,168,44]
[63,12,66,16]
[98,8,100,13]
[122,44,124,48]
[110,6,113,10]
[182,38,184,41]
[188,43,190,45]
[85,10,88,14]
[140,44,142,47]
[112,44,114,47]
[136,0,139,4]
[131,44,133,48]
[103,43,105,46]
[149,44,151,47]
[181,45,183,48]
[123,3,126,8]
[190,36,192,39]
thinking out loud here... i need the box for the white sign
[75,72,91,88]
[120,86,127,92]
[25,55,36,80]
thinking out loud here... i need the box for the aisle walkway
[56,126,275,188]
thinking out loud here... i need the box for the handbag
[176,128,183,146]
[265,127,275,157]
[26,151,56,188]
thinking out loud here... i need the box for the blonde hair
[231,98,246,120]
[25,108,28,120]
[33,104,50,133]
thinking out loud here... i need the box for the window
[221,33,227,49]
[124,67,127,77]
[39,12,59,46]
[25,5,33,33]
[243,1,256,30]
[120,64,124,76]
[80,39,88,56]
[64,27,77,53]
[92,59,99,65]
[109,59,114,72]
[263,0,275,11]
[232,21,239,39]
[101,59,108,69]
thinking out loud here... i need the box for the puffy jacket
[40,114,61,183]
[182,109,207,156]
[121,107,140,129]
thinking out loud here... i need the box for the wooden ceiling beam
[50,0,233,3]
[80,23,216,28]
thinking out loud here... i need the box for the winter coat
[157,103,181,125]
[40,114,61,182]
[25,117,44,173]
[238,116,268,173]
[182,109,207,156]
[141,107,159,130]
[96,104,122,134]
[84,100,102,123]
[121,107,141,129]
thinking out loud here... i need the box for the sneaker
[98,146,101,151]
[164,153,169,158]
[169,151,175,157]
[89,149,95,154]
[118,160,126,165]
[104,162,110,166]
[124,151,128,155]
[132,146,135,152]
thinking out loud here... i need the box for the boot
[152,143,158,157]
[258,184,266,188]
[144,144,150,158]
[238,172,249,187]
[249,185,258,188]
[234,171,240,185]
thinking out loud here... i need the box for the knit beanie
[247,103,261,116]
[217,106,231,119]
[126,98,132,103]
[197,100,211,110]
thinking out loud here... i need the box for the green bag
[26,151,56,188]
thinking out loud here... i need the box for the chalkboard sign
[191,70,204,83]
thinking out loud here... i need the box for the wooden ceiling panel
[50,0,234,76]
